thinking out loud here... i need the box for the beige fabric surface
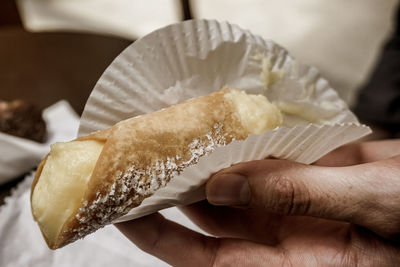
[16,0,181,39]
[193,0,399,105]
[17,1,399,104]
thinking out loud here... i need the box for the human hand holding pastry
[116,139,400,266]
[30,20,372,252]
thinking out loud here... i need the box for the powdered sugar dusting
[66,122,229,245]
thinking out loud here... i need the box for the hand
[116,140,400,266]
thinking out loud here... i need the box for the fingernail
[207,174,250,205]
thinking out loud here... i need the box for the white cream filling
[224,89,282,134]
[31,140,103,245]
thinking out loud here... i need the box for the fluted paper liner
[78,20,371,222]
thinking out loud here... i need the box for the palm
[180,201,399,266]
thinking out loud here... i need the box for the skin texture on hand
[116,139,400,266]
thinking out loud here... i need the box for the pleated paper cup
[78,20,371,222]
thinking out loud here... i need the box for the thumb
[206,156,400,240]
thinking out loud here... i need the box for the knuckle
[208,240,246,267]
[202,237,222,267]
[147,218,168,252]
[258,173,311,215]
[360,190,400,240]
[376,215,400,241]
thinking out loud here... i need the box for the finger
[179,201,281,245]
[315,139,400,167]
[180,201,351,245]
[116,213,215,266]
[206,155,400,240]
[115,213,284,267]
[313,142,363,166]
[354,139,400,162]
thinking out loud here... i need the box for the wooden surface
[0,27,131,114]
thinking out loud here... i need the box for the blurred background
[1,0,398,113]
[0,0,399,202]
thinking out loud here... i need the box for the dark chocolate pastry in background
[0,99,46,142]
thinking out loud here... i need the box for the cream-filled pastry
[31,88,282,249]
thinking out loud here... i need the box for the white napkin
[0,101,80,185]
[16,0,181,40]
[0,173,202,267]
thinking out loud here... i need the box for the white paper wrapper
[0,101,79,185]
[78,20,371,222]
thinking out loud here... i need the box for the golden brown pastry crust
[32,89,253,249]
